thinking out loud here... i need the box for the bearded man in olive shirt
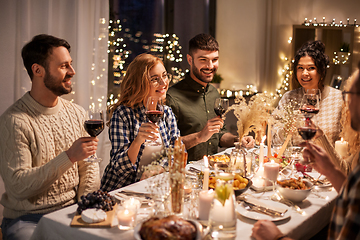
[166,33,254,161]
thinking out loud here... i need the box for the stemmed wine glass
[297,115,317,142]
[214,98,229,118]
[145,96,164,146]
[84,108,104,162]
[299,89,320,119]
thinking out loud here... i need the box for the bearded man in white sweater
[0,34,100,240]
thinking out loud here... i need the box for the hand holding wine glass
[214,98,229,118]
[84,108,104,162]
[145,96,164,146]
[297,115,317,142]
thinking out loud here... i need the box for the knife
[115,191,151,199]
[238,196,287,217]
[243,202,282,217]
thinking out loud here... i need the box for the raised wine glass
[297,115,317,142]
[214,98,229,118]
[145,96,164,146]
[299,90,320,119]
[84,108,104,162]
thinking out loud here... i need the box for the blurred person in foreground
[252,62,360,240]
[166,33,254,162]
[0,34,100,240]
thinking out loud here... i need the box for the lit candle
[259,135,266,167]
[198,189,214,220]
[122,197,141,212]
[335,138,348,158]
[117,208,136,229]
[267,119,272,158]
[203,156,209,190]
[264,161,280,185]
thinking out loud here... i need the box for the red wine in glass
[214,98,229,118]
[84,120,104,137]
[145,110,164,123]
[299,107,320,119]
[214,107,226,117]
[298,127,317,141]
[84,109,104,162]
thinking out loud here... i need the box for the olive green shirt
[166,73,226,161]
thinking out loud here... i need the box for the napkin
[242,196,288,214]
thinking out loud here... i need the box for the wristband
[273,234,287,240]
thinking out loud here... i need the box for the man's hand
[66,137,99,163]
[197,117,224,143]
[241,136,255,148]
[251,220,285,240]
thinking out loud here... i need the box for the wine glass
[145,96,164,146]
[84,108,104,162]
[297,115,317,142]
[214,98,229,118]
[299,91,320,119]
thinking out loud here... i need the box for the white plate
[133,219,202,240]
[305,172,332,188]
[237,200,290,222]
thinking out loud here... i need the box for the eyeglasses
[342,91,360,101]
[150,73,171,87]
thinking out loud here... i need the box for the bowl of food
[208,154,230,168]
[276,178,313,202]
[208,173,251,197]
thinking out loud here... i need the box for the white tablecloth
[31,147,338,240]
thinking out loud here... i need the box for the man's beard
[44,72,72,96]
[191,61,216,84]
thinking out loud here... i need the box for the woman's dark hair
[291,40,329,90]
[21,34,71,79]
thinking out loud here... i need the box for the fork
[271,191,305,215]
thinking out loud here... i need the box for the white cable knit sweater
[0,92,100,219]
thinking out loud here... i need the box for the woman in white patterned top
[273,40,344,147]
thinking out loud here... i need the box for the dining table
[30,147,338,240]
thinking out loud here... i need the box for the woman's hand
[134,122,159,145]
[241,136,255,148]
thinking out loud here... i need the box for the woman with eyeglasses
[101,53,180,190]
[273,40,344,147]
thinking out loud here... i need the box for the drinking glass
[145,96,164,146]
[297,116,317,142]
[84,108,104,162]
[214,98,229,118]
[208,163,237,239]
[299,90,320,119]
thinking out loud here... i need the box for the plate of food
[237,198,290,222]
[134,215,202,240]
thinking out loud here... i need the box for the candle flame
[203,156,209,168]
[261,135,267,143]
[341,137,344,141]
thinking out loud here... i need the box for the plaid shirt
[100,104,180,191]
[328,162,360,239]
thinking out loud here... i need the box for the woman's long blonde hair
[109,53,163,115]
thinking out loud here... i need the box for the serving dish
[276,178,313,202]
[133,218,202,240]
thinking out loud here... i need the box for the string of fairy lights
[107,17,359,105]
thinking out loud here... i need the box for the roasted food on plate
[139,215,197,240]
[208,154,230,167]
